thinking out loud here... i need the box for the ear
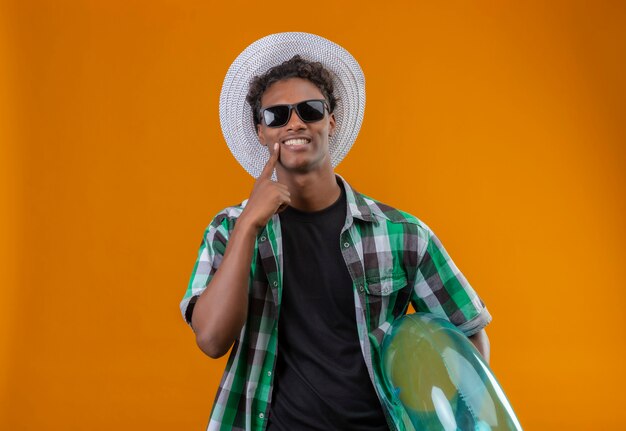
[328,112,336,137]
[256,123,267,147]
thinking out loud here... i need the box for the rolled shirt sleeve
[180,215,230,325]
[411,226,492,336]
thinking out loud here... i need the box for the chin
[286,154,330,172]
[280,164,314,175]
[288,158,330,173]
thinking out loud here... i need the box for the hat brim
[219,32,365,178]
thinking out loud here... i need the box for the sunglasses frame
[259,99,330,128]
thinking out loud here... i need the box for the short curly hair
[246,55,337,127]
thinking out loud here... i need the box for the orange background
[1,1,625,429]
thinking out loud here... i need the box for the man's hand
[239,143,291,231]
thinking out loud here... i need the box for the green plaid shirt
[180,175,491,431]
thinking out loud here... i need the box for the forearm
[191,219,259,358]
[190,144,289,358]
[468,329,490,364]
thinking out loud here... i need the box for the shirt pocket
[364,270,408,296]
[362,270,410,335]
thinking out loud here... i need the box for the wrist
[235,213,264,236]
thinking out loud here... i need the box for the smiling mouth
[283,138,310,146]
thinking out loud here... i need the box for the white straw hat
[219,32,366,178]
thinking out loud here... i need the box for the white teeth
[284,138,309,146]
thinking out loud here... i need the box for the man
[181,32,491,431]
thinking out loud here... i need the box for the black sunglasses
[259,99,329,128]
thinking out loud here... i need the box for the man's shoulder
[205,200,248,229]
[339,175,432,232]
[353,190,430,230]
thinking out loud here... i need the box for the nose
[285,106,306,131]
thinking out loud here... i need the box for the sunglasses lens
[263,106,290,128]
[297,100,326,122]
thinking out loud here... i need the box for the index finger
[260,143,280,179]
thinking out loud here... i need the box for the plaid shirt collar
[241,174,380,225]
[338,174,378,224]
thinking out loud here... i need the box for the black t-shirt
[267,182,388,431]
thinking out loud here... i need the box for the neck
[277,167,341,212]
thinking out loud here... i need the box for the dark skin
[191,77,489,363]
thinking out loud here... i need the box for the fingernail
[274,143,279,151]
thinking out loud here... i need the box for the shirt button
[259,412,265,419]
[343,242,350,248]
[359,285,364,293]
[267,371,272,377]
[273,281,278,287]
[260,236,266,242]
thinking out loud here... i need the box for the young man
[181,33,491,431]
